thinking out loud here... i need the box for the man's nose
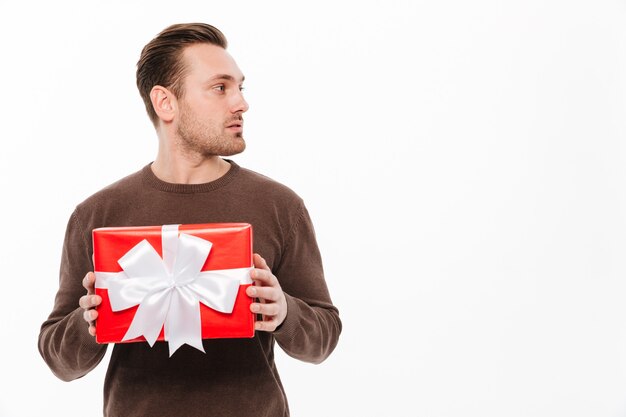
[231,90,249,113]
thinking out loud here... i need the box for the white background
[1,0,626,416]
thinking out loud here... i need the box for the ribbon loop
[118,240,169,280]
[172,234,213,285]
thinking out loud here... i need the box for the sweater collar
[142,159,240,194]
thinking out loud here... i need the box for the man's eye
[239,86,245,92]
[214,85,225,92]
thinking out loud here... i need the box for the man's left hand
[246,253,287,332]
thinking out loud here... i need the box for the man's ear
[150,85,177,123]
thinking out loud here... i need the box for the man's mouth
[226,119,244,133]
[226,119,243,128]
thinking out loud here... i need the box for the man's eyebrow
[208,74,245,83]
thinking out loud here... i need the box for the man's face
[175,43,249,157]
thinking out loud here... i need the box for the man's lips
[226,120,243,128]
[226,120,244,134]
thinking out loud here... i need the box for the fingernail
[251,304,259,313]
[248,287,257,296]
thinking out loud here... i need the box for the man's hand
[78,272,102,337]
[246,254,287,332]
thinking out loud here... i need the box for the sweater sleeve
[272,203,342,364]
[38,210,108,381]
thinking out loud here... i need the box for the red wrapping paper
[92,223,255,344]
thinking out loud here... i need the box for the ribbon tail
[123,289,172,346]
[165,287,205,356]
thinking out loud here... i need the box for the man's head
[137,23,248,157]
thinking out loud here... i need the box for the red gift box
[93,223,255,355]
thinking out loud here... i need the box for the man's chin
[219,140,246,157]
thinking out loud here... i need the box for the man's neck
[151,153,231,184]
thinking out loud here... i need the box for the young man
[39,23,341,416]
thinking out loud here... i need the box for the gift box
[93,223,255,355]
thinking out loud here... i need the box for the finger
[254,319,278,332]
[83,308,99,323]
[79,295,90,310]
[82,272,96,294]
[247,285,279,301]
[79,294,102,309]
[79,294,102,310]
[250,268,276,286]
[250,302,280,317]
[88,324,97,337]
[253,253,270,271]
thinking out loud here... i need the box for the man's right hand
[78,272,101,337]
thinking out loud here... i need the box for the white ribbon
[95,224,252,356]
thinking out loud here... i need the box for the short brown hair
[136,23,228,126]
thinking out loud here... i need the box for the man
[39,23,341,417]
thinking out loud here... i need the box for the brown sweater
[38,161,341,417]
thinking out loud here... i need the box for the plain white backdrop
[1,0,626,416]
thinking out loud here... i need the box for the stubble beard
[176,107,246,158]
